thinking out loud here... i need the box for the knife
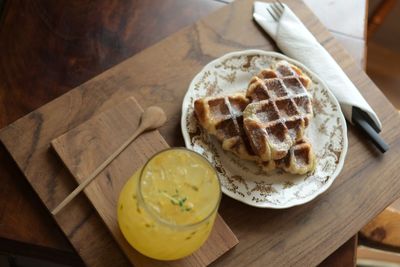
[352,106,389,153]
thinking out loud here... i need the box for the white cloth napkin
[253,1,382,131]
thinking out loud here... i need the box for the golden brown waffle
[261,138,316,175]
[193,60,315,174]
[194,93,258,160]
[244,62,313,161]
[250,61,312,90]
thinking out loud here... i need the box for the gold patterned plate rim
[181,50,348,208]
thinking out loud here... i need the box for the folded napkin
[253,1,382,131]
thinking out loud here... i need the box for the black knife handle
[352,107,389,153]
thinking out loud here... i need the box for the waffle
[194,93,258,160]
[244,62,313,161]
[251,61,312,90]
[193,60,315,174]
[261,138,316,175]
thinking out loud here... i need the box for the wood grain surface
[360,206,400,249]
[319,235,358,267]
[0,0,361,265]
[1,0,397,266]
[51,97,238,266]
[0,0,224,259]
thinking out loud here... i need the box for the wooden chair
[358,0,400,264]
[367,0,397,37]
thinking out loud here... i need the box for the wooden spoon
[51,106,167,215]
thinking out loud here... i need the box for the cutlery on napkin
[253,1,389,153]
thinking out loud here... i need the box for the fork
[266,0,285,21]
[264,0,389,153]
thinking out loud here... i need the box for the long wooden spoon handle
[51,126,144,215]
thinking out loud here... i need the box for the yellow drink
[117,148,221,260]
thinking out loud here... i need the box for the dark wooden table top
[0,0,224,264]
[0,0,369,266]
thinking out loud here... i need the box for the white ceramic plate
[181,50,348,208]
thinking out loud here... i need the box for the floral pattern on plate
[181,50,348,208]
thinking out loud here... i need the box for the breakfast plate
[181,50,348,208]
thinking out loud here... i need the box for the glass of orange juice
[117,148,221,260]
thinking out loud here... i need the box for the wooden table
[0,0,375,266]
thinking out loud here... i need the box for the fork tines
[267,1,285,21]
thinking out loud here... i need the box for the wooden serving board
[1,0,400,266]
[50,96,238,267]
